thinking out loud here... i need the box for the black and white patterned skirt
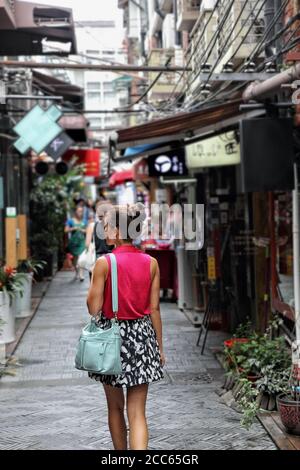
[88,314,164,388]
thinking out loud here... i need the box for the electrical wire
[176,0,236,109]
[195,0,265,98]
[158,0,222,111]
[246,0,290,62]
[158,0,240,113]
[161,0,264,113]
[186,0,268,109]
[186,0,290,110]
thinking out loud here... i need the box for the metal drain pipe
[242,63,300,101]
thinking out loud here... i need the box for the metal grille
[217,0,265,57]
[185,9,218,93]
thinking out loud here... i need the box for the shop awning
[109,169,134,187]
[59,114,88,142]
[110,99,266,162]
[0,1,77,55]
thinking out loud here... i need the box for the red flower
[4,266,16,276]
[224,338,249,349]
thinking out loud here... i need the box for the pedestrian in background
[85,200,114,281]
[65,205,87,281]
[87,203,165,450]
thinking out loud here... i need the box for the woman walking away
[87,204,165,450]
[65,205,87,281]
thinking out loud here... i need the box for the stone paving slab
[0,271,276,450]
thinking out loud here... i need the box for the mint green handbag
[75,253,122,375]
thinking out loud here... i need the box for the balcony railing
[184,0,266,101]
[177,0,201,31]
[147,48,179,103]
[216,0,265,70]
[185,8,217,97]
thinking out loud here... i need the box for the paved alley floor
[0,271,276,450]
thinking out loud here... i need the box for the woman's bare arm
[87,257,108,316]
[149,258,165,366]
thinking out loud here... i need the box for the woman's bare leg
[126,384,149,450]
[103,384,127,450]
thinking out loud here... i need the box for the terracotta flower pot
[277,393,300,436]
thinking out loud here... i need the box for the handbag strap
[108,253,118,320]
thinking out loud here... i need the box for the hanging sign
[63,149,101,177]
[13,104,63,155]
[44,132,74,160]
[207,247,217,281]
[186,131,240,169]
[148,149,188,177]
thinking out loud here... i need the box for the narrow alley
[0,272,275,450]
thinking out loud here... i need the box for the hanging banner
[186,131,240,169]
[63,149,101,177]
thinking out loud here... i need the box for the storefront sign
[6,207,16,218]
[63,149,100,177]
[148,149,188,177]
[207,247,217,281]
[186,132,240,169]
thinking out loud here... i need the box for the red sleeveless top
[102,245,152,320]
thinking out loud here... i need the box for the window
[86,50,99,56]
[103,81,113,92]
[87,82,101,91]
[86,82,101,101]
[89,117,102,128]
[102,81,114,100]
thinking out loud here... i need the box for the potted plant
[15,259,46,318]
[222,318,292,427]
[29,168,84,280]
[0,265,26,344]
[277,343,300,436]
[277,162,300,436]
